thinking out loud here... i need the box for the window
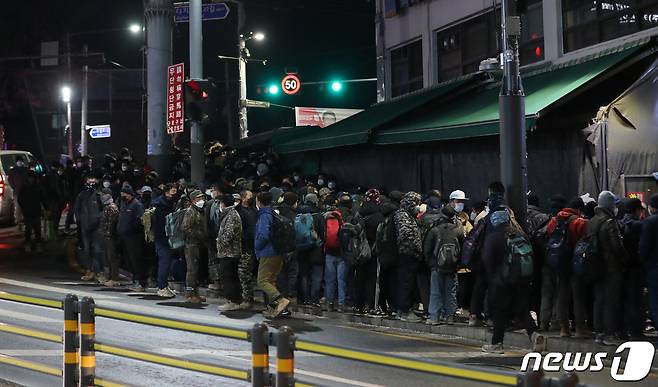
[563,0,658,52]
[390,40,424,97]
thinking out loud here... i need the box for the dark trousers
[470,269,488,318]
[416,262,430,311]
[80,228,103,273]
[457,271,474,310]
[354,258,377,310]
[156,241,174,290]
[121,234,145,285]
[298,248,323,303]
[621,265,644,335]
[104,237,120,281]
[491,282,538,344]
[381,264,399,312]
[397,254,419,313]
[219,256,241,303]
[594,270,622,336]
[647,265,658,327]
[24,216,41,245]
[540,265,558,327]
[277,251,299,298]
[570,275,589,327]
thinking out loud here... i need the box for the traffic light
[330,81,343,93]
[268,84,280,95]
[185,79,210,122]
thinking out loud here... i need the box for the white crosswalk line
[0,308,60,323]
[0,349,61,357]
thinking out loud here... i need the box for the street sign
[167,63,185,134]
[243,99,271,108]
[174,3,230,23]
[87,125,111,139]
[281,74,301,95]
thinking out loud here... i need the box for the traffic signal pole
[238,36,248,139]
[499,0,528,228]
[189,0,204,184]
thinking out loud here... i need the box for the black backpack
[430,222,461,272]
[340,221,371,265]
[545,216,575,269]
[501,231,535,284]
[572,219,609,282]
[375,214,398,268]
[461,218,486,268]
[271,210,296,254]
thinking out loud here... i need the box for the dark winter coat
[393,207,422,257]
[237,204,258,253]
[117,198,144,236]
[17,181,47,218]
[74,189,103,232]
[216,206,242,258]
[423,215,464,271]
[620,213,643,266]
[589,207,628,273]
[527,205,551,238]
[152,194,174,245]
[358,201,384,246]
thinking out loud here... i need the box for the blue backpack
[545,216,575,269]
[295,213,319,250]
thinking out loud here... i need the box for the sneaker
[325,302,335,312]
[96,273,109,285]
[186,295,203,304]
[400,312,423,323]
[157,288,176,298]
[272,297,290,318]
[104,280,121,288]
[208,282,221,290]
[602,336,619,346]
[482,343,504,354]
[129,283,144,292]
[262,306,276,319]
[468,315,483,327]
[425,318,440,326]
[81,271,95,281]
[531,332,546,352]
[288,297,298,306]
[220,302,242,312]
[237,301,253,310]
[595,334,604,345]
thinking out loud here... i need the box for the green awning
[273,74,481,154]
[374,44,645,145]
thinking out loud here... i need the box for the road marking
[0,349,61,357]
[295,369,385,387]
[160,348,323,358]
[0,308,60,323]
[0,277,119,300]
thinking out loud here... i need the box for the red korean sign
[167,63,185,134]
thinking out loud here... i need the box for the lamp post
[66,24,143,156]
[238,31,265,139]
[61,86,72,159]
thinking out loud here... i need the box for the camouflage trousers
[238,251,256,302]
[208,246,220,283]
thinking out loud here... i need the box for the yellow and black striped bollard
[63,294,79,387]
[275,326,295,387]
[79,297,96,386]
[250,322,270,387]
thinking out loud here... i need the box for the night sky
[0,0,376,147]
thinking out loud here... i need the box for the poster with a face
[295,107,362,128]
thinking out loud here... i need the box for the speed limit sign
[281,74,301,95]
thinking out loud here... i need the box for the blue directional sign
[174,3,230,23]
[87,125,111,139]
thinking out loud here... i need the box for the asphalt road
[0,226,656,387]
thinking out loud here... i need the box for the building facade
[376,0,658,100]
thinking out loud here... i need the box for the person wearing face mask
[181,190,208,303]
[205,184,224,291]
[589,191,628,346]
[316,174,326,188]
[393,191,423,322]
[117,186,146,291]
[152,183,178,298]
[8,156,28,228]
[448,190,473,236]
[640,194,658,331]
[217,194,244,312]
[74,176,104,282]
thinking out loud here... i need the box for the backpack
[295,213,319,250]
[431,222,461,272]
[572,219,609,282]
[375,214,398,268]
[165,209,186,250]
[271,210,296,254]
[545,216,575,269]
[340,221,372,265]
[501,232,534,284]
[324,211,343,253]
[208,200,221,238]
[142,207,156,243]
[461,219,486,268]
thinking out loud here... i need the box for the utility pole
[238,35,248,138]
[145,0,174,177]
[499,0,528,227]
[189,0,204,184]
[65,32,73,158]
[80,44,89,156]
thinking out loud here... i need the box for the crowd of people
[6,147,658,354]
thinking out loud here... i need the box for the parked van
[0,151,44,225]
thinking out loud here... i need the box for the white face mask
[195,200,205,209]
[121,166,128,171]
[293,176,300,182]
[205,189,213,197]
[317,179,325,186]
[614,207,619,216]
[470,211,477,221]
[328,182,336,190]
[454,203,465,213]
[102,181,111,188]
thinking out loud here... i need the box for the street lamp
[129,24,142,34]
[61,86,73,158]
[238,31,266,139]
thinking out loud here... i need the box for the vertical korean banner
[167,63,185,134]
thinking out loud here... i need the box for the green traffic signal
[330,81,342,93]
[268,84,280,95]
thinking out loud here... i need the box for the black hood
[380,200,398,216]
[359,201,381,217]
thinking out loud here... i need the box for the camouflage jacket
[216,206,243,258]
[182,206,208,245]
[393,208,422,257]
[100,203,119,238]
